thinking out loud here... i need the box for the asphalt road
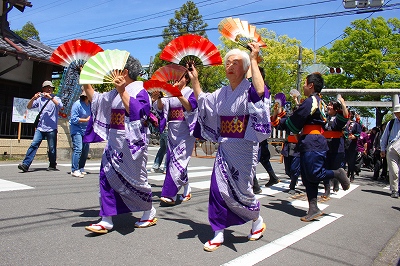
[0,147,399,266]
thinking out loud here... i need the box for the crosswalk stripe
[0,179,34,192]
[290,199,329,210]
[320,184,359,199]
[222,213,344,266]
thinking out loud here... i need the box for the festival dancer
[152,73,198,205]
[83,56,157,234]
[189,43,271,252]
[320,96,349,200]
[272,72,350,222]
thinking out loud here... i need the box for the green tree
[13,21,40,41]
[319,17,400,126]
[151,1,208,73]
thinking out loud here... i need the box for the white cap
[393,105,400,113]
[42,80,55,88]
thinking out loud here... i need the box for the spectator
[69,89,91,178]
[18,81,63,172]
[380,105,400,198]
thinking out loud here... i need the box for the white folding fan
[79,49,130,84]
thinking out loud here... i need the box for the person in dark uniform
[272,72,350,222]
[321,96,349,200]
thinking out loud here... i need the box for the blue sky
[6,0,399,66]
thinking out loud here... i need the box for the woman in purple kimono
[152,73,198,205]
[189,44,271,252]
[83,56,157,234]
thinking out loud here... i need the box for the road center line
[222,213,343,266]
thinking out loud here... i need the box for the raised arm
[187,65,201,101]
[247,42,264,97]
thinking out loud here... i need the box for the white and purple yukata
[89,82,153,217]
[156,86,198,198]
[197,79,271,231]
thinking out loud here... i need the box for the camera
[39,93,45,97]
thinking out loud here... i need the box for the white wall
[0,56,33,84]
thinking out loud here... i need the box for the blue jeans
[153,130,167,169]
[22,129,57,167]
[71,133,90,172]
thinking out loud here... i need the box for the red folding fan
[50,39,103,67]
[160,34,222,67]
[218,17,266,49]
[150,64,188,84]
[143,80,182,97]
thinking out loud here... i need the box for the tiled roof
[0,27,55,62]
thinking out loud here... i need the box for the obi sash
[322,130,343,139]
[220,115,249,138]
[169,107,185,121]
[302,125,323,135]
[110,109,125,130]
[287,135,298,143]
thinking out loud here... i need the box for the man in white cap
[380,104,400,198]
[18,80,63,172]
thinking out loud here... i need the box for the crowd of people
[16,42,400,251]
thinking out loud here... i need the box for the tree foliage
[13,21,40,41]
[319,17,400,126]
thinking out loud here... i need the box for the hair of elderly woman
[124,56,142,81]
[224,49,250,71]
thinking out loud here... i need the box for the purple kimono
[197,79,271,231]
[90,81,153,216]
[156,86,198,198]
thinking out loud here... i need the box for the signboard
[12,97,39,123]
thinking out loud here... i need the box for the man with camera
[18,80,63,172]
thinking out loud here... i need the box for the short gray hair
[124,56,142,81]
[224,49,250,71]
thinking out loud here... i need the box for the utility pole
[296,46,303,95]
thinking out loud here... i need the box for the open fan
[79,49,130,84]
[50,39,103,67]
[160,34,222,67]
[274,92,286,107]
[218,17,266,49]
[151,64,188,84]
[143,80,182,97]
[289,89,300,98]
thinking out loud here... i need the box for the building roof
[0,25,57,64]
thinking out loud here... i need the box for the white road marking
[290,199,329,210]
[221,213,343,266]
[0,179,34,192]
[327,184,359,198]
[189,180,211,190]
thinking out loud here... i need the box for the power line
[45,0,337,46]
[44,0,219,44]
[93,4,400,46]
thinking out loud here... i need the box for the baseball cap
[42,80,55,88]
[393,104,400,113]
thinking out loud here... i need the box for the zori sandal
[85,224,112,234]
[135,218,158,228]
[248,222,266,241]
[203,240,223,252]
[179,193,192,202]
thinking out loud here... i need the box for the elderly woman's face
[225,55,245,80]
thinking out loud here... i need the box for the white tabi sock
[211,229,224,244]
[141,206,156,221]
[183,183,191,196]
[252,216,263,233]
[98,216,113,229]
